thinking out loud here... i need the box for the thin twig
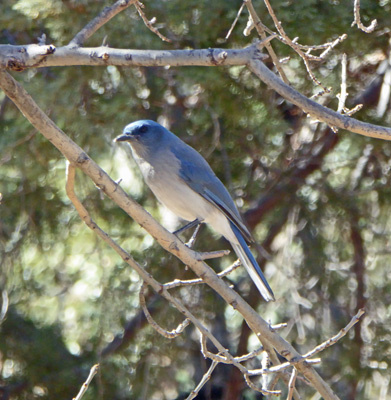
[261,350,271,392]
[244,374,281,396]
[69,0,138,47]
[258,0,336,90]
[244,0,289,84]
[73,364,99,400]
[139,282,190,339]
[352,0,377,33]
[197,249,231,260]
[319,34,348,59]
[134,1,172,42]
[235,347,264,362]
[225,1,246,40]
[199,335,281,396]
[337,53,348,113]
[270,322,288,331]
[200,334,259,374]
[0,290,9,323]
[287,368,298,400]
[302,309,365,359]
[186,361,218,400]
[164,261,241,290]
[250,358,321,376]
[247,309,365,377]
[345,104,363,116]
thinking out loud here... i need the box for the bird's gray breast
[132,148,215,222]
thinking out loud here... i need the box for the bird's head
[115,120,166,149]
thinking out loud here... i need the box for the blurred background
[1,0,391,399]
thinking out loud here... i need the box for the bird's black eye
[139,125,148,133]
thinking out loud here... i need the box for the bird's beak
[114,133,131,142]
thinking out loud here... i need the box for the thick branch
[1,43,390,141]
[0,68,340,400]
[0,44,260,69]
[248,59,391,140]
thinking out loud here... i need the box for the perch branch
[64,162,241,363]
[66,161,290,393]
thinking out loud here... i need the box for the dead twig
[244,374,281,397]
[261,0,328,90]
[69,0,138,47]
[134,1,172,42]
[73,364,99,400]
[225,1,246,40]
[186,361,218,400]
[302,309,365,359]
[164,260,241,290]
[352,0,377,33]
[139,282,190,339]
[337,53,348,114]
[247,0,347,91]
[244,0,289,84]
[286,368,298,400]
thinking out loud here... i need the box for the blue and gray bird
[115,120,275,301]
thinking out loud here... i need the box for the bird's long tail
[229,221,275,302]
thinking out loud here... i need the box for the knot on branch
[43,44,56,55]
[2,44,56,71]
[6,56,25,72]
[207,49,228,66]
[76,152,89,165]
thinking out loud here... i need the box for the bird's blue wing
[171,141,253,244]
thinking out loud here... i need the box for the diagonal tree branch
[0,67,341,400]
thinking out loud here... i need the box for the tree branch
[0,43,260,69]
[73,364,99,400]
[352,0,377,33]
[68,0,138,47]
[248,58,391,140]
[1,42,390,141]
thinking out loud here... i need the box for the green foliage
[1,0,391,399]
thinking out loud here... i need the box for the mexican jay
[115,120,275,302]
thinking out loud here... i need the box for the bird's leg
[173,218,202,236]
[186,223,203,248]
[173,218,204,248]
